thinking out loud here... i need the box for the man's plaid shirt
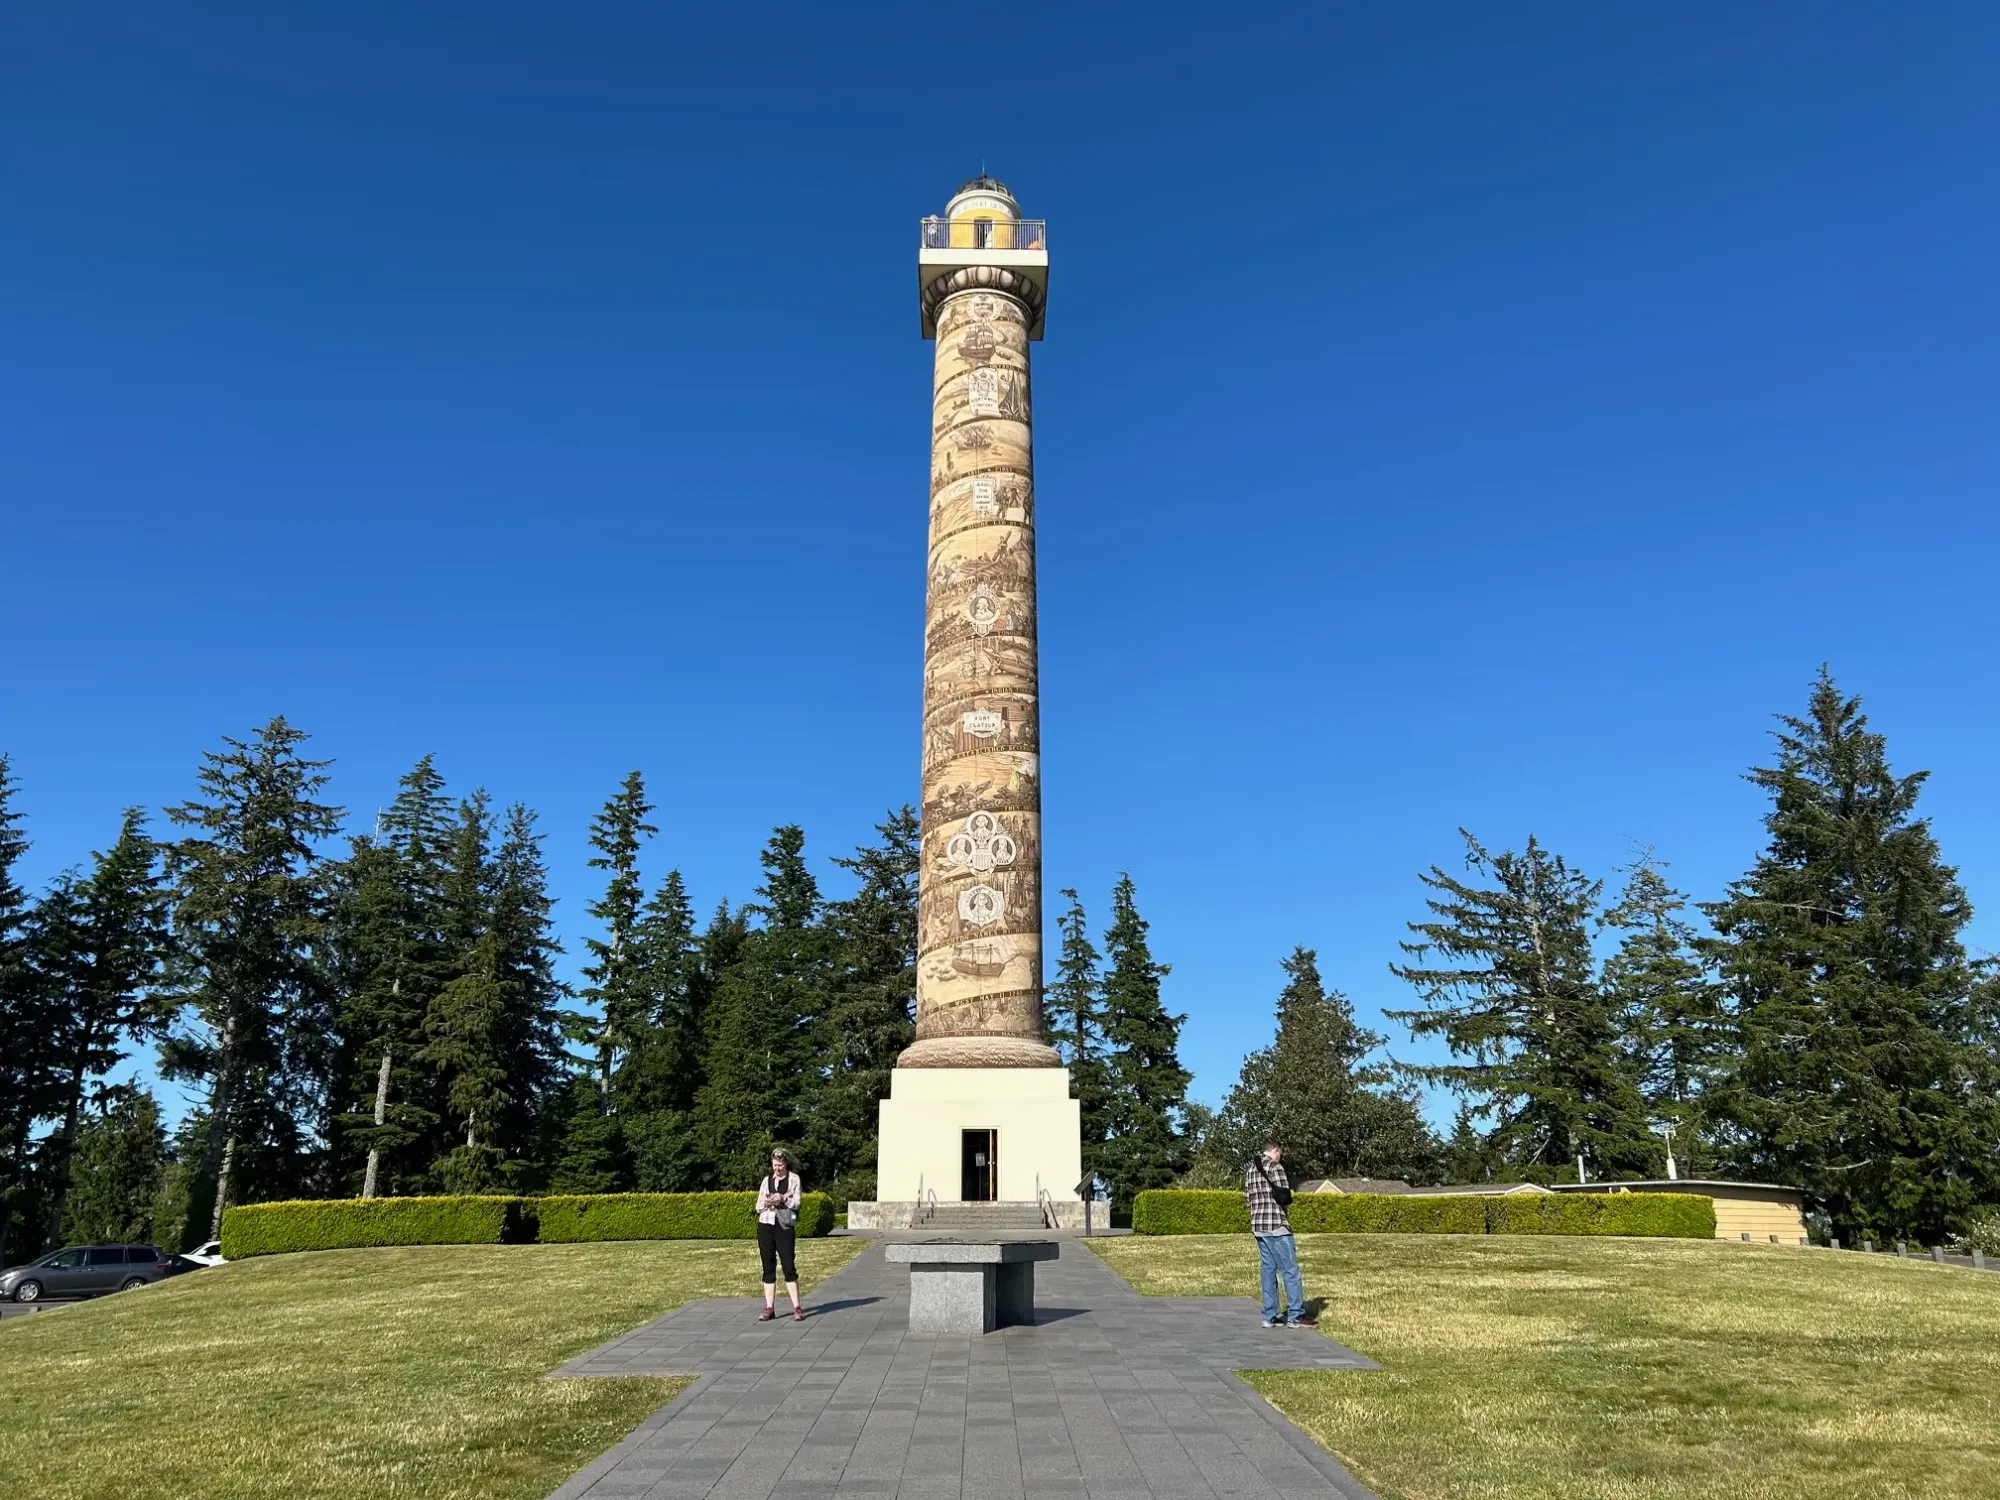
[1243,1158,1293,1236]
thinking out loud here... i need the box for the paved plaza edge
[544,1236,1382,1500]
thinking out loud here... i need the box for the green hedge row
[1296,1193,1492,1235]
[220,1195,527,1258]
[537,1191,835,1243]
[1130,1189,1715,1239]
[1485,1192,1715,1238]
[221,1190,836,1259]
[1129,1191,1249,1235]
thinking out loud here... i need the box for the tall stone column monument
[866,177,1085,1225]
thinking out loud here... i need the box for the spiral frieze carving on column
[903,282,1060,1069]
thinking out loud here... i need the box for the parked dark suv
[1,1245,195,1302]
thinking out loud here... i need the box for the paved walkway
[546,1235,1380,1500]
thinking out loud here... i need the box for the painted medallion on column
[944,809,1017,878]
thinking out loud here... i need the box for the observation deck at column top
[918,173,1049,340]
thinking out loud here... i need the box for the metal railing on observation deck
[919,217,1047,252]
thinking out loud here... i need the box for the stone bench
[884,1239,1061,1334]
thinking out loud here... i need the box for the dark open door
[960,1130,996,1201]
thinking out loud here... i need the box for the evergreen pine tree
[416,796,569,1192]
[628,870,699,1110]
[486,804,569,1179]
[553,773,658,1193]
[1388,832,1652,1180]
[622,1082,705,1192]
[605,859,704,1189]
[803,807,919,1204]
[605,866,695,1175]
[1703,672,2000,1240]
[1046,888,1110,1175]
[423,928,511,1191]
[328,758,456,1197]
[1178,1101,1219,1172]
[441,791,495,956]
[678,898,749,1187]
[695,828,824,1186]
[327,838,430,1195]
[579,771,658,1097]
[1601,851,1725,1175]
[755,825,821,931]
[420,793,515,1190]
[28,809,169,1241]
[60,1088,169,1246]
[1095,874,1192,1200]
[0,755,59,1264]
[691,899,750,1032]
[1204,948,1437,1183]
[150,1110,211,1254]
[1440,1103,1493,1184]
[159,717,344,1240]
[549,1074,630,1193]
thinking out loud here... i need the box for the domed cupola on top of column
[918,172,1048,340]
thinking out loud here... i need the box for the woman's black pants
[758,1222,797,1284]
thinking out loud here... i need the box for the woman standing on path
[757,1149,805,1321]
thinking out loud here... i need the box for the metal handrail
[1036,1183,1057,1230]
[919,217,1047,252]
[918,1188,938,1226]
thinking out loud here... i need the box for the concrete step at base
[920,1201,1049,1230]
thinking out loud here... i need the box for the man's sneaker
[1261,1319,1281,1328]
[1287,1316,1318,1328]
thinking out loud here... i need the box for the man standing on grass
[1245,1140,1317,1329]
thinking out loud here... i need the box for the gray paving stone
[544,1237,1381,1500]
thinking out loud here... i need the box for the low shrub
[535,1192,836,1243]
[1485,1192,1715,1238]
[1293,1193,1488,1235]
[1948,1208,2000,1257]
[221,1195,525,1259]
[1131,1189,1716,1238]
[1131,1190,1248,1235]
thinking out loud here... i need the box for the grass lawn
[0,1236,861,1500]
[1094,1234,2000,1500]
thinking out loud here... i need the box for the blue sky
[4,3,1996,1122]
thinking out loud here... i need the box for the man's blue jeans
[1255,1231,1304,1323]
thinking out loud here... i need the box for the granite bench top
[882,1238,1061,1264]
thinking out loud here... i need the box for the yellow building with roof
[1554,1180,1809,1241]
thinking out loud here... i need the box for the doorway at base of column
[961,1129,997,1201]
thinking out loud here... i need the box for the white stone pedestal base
[875,1066,1083,1207]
